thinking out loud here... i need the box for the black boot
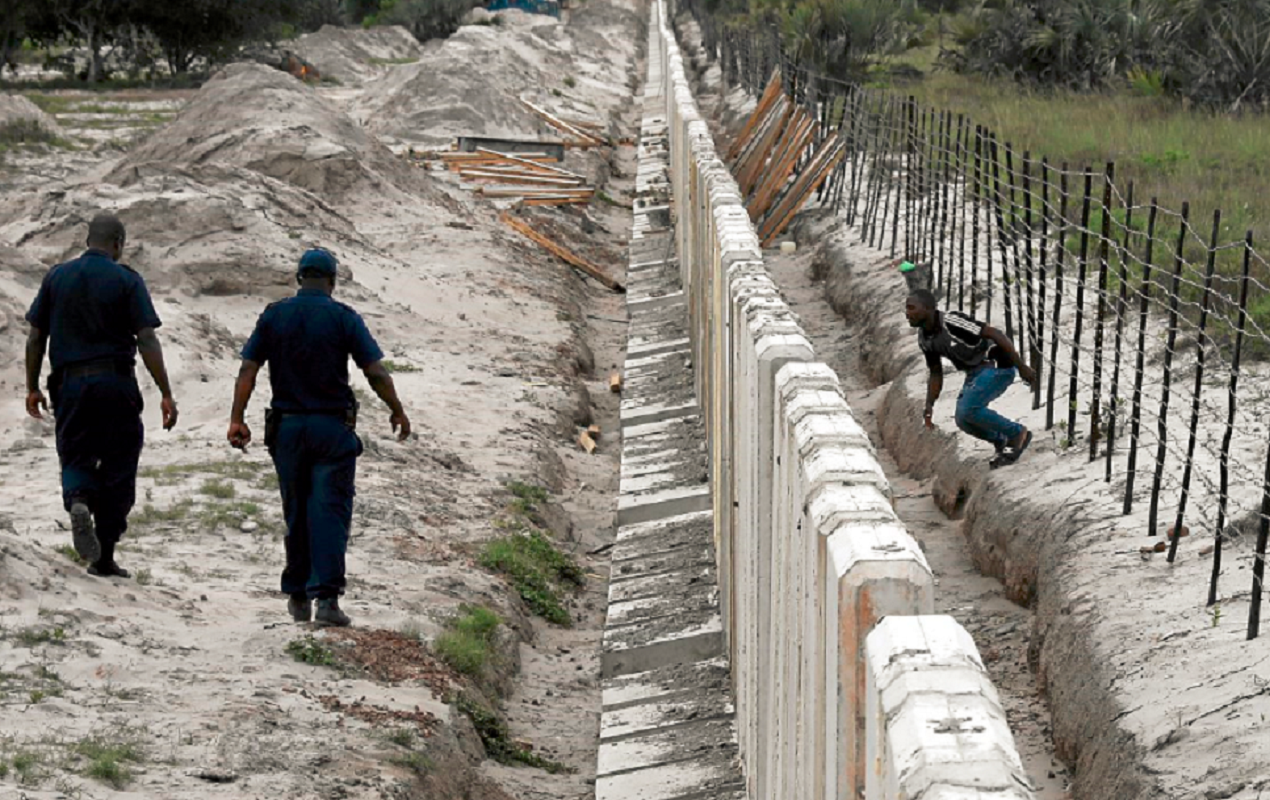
[87,560,131,579]
[315,598,351,627]
[288,594,313,623]
[70,501,101,563]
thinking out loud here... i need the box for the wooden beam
[460,170,585,185]
[728,70,783,161]
[746,108,816,221]
[500,211,625,293]
[518,97,605,145]
[736,100,792,196]
[476,147,587,180]
[758,134,846,246]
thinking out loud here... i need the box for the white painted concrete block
[865,616,1035,800]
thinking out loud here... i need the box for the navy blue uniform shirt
[25,249,162,371]
[241,288,384,412]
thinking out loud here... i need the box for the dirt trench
[762,241,1071,799]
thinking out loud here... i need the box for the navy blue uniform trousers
[53,372,144,553]
[270,414,361,599]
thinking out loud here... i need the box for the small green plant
[506,481,548,515]
[453,693,572,773]
[12,626,67,647]
[390,750,433,773]
[199,478,236,499]
[563,75,576,88]
[76,733,143,789]
[55,544,86,564]
[433,604,500,676]
[11,749,43,784]
[134,568,153,586]
[384,728,417,747]
[131,499,194,525]
[28,689,46,703]
[551,88,562,97]
[595,189,626,207]
[1210,602,1222,628]
[286,636,337,666]
[479,530,583,625]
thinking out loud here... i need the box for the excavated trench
[762,240,1071,799]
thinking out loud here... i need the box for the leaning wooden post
[1149,201,1189,538]
[1124,200,1159,515]
[1067,168,1094,447]
[1106,181,1134,483]
[1091,162,1115,463]
[1046,165,1070,432]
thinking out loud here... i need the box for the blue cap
[298,248,338,276]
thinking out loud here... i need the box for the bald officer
[25,213,179,578]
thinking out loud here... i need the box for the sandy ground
[0,4,644,798]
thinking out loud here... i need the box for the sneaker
[992,429,1033,469]
[288,594,313,623]
[315,598,351,627]
[87,560,130,579]
[70,502,101,564]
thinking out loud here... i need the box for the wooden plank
[587,423,602,440]
[578,430,597,454]
[477,147,587,180]
[758,135,846,246]
[522,196,593,206]
[479,187,595,197]
[732,94,788,181]
[746,107,815,221]
[500,211,625,293]
[460,170,585,185]
[728,70,783,161]
[519,97,605,145]
[736,100,793,196]
[609,372,623,393]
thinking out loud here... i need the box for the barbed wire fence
[673,1,1270,640]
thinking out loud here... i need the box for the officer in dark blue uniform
[24,213,179,578]
[227,248,409,627]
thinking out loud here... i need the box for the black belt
[60,360,133,379]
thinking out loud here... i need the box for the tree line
[702,0,1270,111]
[0,0,476,83]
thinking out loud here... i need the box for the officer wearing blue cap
[227,247,410,626]
[24,213,179,578]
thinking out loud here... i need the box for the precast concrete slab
[616,484,711,528]
[601,656,730,709]
[598,719,739,775]
[611,510,713,562]
[596,751,743,800]
[610,560,715,604]
[601,607,724,679]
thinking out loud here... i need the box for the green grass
[453,693,572,774]
[76,732,144,789]
[131,498,194,525]
[134,568,153,586]
[140,460,265,483]
[286,636,337,666]
[196,500,260,531]
[368,56,420,65]
[10,749,44,784]
[390,750,434,773]
[866,45,1270,348]
[9,626,67,647]
[563,75,576,88]
[506,481,548,515]
[198,478,236,499]
[432,605,500,676]
[479,528,583,626]
[2,73,204,92]
[54,544,86,565]
[383,728,418,748]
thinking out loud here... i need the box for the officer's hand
[1018,364,1038,388]
[161,396,179,430]
[227,422,251,450]
[26,390,48,420]
[390,411,411,441]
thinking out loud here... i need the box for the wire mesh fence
[675,3,1270,640]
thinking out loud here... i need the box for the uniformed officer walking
[226,248,409,626]
[24,213,179,578]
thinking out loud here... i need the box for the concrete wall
[649,3,1037,799]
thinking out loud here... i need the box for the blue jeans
[270,414,362,599]
[53,372,144,556]
[955,366,1024,449]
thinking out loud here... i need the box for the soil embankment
[0,4,645,798]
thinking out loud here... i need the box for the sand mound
[0,163,392,299]
[352,16,576,147]
[0,93,63,136]
[289,24,422,86]
[109,62,426,201]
